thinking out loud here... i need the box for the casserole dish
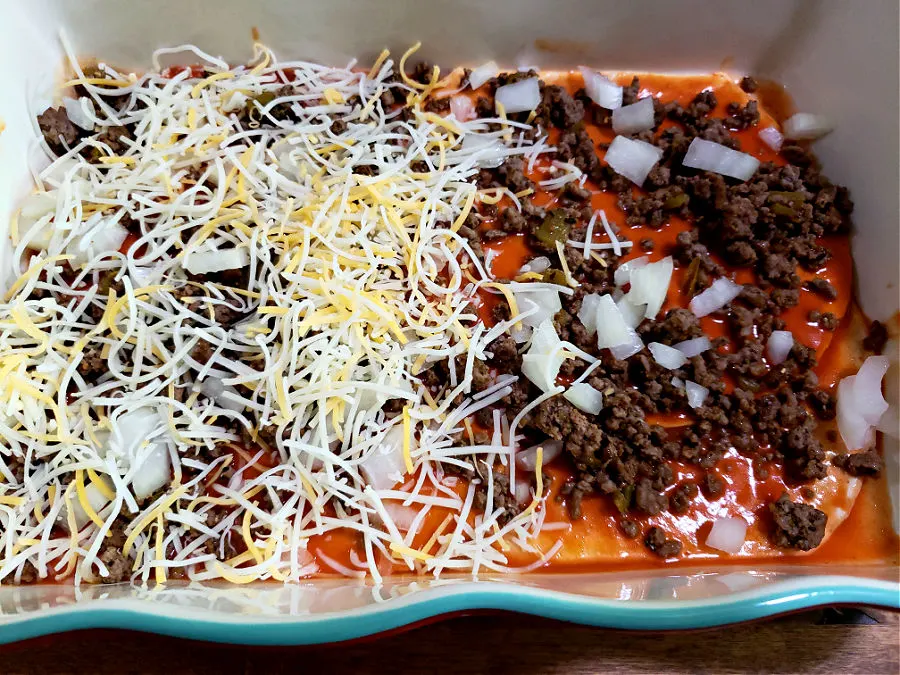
[0,0,896,645]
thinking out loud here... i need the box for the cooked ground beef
[644,526,683,558]
[38,107,80,155]
[769,493,827,551]
[862,320,889,354]
[833,450,884,477]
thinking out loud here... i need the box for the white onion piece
[184,247,249,275]
[514,479,532,505]
[604,135,663,186]
[595,294,631,349]
[837,375,875,451]
[495,78,541,114]
[578,67,623,110]
[671,376,685,389]
[611,96,655,135]
[510,323,533,344]
[62,482,111,531]
[766,330,794,365]
[783,113,832,140]
[515,287,561,328]
[522,353,564,394]
[461,133,506,168]
[758,126,784,151]
[518,256,551,275]
[627,256,673,319]
[690,277,743,317]
[516,439,563,471]
[706,517,748,554]
[564,383,604,414]
[876,406,899,438]
[382,503,418,532]
[610,330,644,360]
[529,319,561,354]
[66,222,129,265]
[616,295,645,330]
[614,256,649,287]
[63,97,96,131]
[361,426,409,490]
[682,138,760,181]
[450,95,476,122]
[131,444,171,501]
[648,342,687,370]
[673,336,711,358]
[577,293,602,334]
[685,380,709,408]
[469,61,500,89]
[18,192,57,247]
[853,356,891,425]
[522,320,565,393]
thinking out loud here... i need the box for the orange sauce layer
[279,72,898,573]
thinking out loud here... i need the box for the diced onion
[685,380,709,408]
[383,502,418,532]
[495,78,541,114]
[690,277,743,317]
[522,320,565,393]
[706,517,748,554]
[516,439,563,470]
[131,444,171,500]
[564,382,604,414]
[682,138,760,181]
[613,255,649,287]
[783,113,832,140]
[611,96,655,135]
[514,479,532,505]
[461,134,506,168]
[578,67,623,110]
[766,330,794,365]
[184,247,249,275]
[837,376,875,451]
[610,330,644,361]
[604,135,663,186]
[852,356,891,425]
[469,61,500,90]
[515,287,562,328]
[616,295,645,330]
[18,192,59,250]
[66,222,129,266]
[627,256,673,319]
[673,336,711,358]
[360,426,408,490]
[648,342,687,370]
[594,294,644,359]
[758,126,783,151]
[518,256,551,275]
[450,95,476,122]
[595,294,631,349]
[63,97,96,131]
[63,482,111,531]
[577,293,602,334]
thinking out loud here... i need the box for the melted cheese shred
[0,43,557,585]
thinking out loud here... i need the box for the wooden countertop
[2,607,897,674]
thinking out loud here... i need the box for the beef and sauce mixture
[0,44,895,585]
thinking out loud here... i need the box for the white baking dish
[0,0,896,644]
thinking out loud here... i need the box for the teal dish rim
[0,577,897,645]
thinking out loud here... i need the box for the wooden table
[2,607,897,674]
